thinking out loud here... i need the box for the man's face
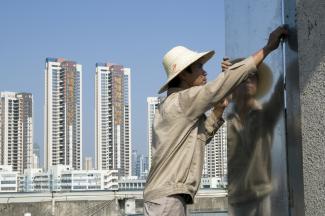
[180,62,207,87]
[235,73,258,97]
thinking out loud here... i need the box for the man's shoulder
[157,93,186,119]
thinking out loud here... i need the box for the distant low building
[118,176,146,191]
[200,177,227,189]
[0,165,18,192]
[20,165,118,192]
[23,168,49,192]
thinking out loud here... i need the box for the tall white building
[0,92,33,174]
[44,58,82,171]
[95,63,131,177]
[203,121,227,180]
[146,97,162,170]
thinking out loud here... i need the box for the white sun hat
[230,58,273,98]
[158,46,215,94]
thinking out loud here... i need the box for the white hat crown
[159,46,214,94]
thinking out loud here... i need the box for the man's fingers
[221,61,232,66]
[221,57,232,72]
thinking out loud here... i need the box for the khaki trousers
[144,195,187,216]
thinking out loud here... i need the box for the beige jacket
[227,77,284,204]
[144,56,257,204]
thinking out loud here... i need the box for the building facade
[95,63,131,177]
[44,58,82,171]
[32,143,40,169]
[146,97,162,170]
[21,165,118,192]
[83,157,93,170]
[118,176,146,191]
[132,150,148,179]
[203,121,227,181]
[0,92,33,174]
[0,165,18,192]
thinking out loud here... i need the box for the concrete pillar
[296,0,325,215]
[125,198,136,215]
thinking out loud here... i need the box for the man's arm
[177,26,288,121]
[204,99,228,143]
[252,26,288,67]
[263,76,285,130]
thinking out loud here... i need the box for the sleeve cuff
[204,111,225,139]
[247,56,258,74]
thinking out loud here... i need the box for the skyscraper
[203,121,227,179]
[147,97,162,170]
[95,63,131,177]
[44,58,82,170]
[0,92,33,174]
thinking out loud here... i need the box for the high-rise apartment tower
[0,92,33,174]
[44,58,82,170]
[95,63,131,177]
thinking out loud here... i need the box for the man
[144,26,287,216]
[222,58,284,216]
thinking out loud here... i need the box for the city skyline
[0,1,225,167]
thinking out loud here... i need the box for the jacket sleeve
[178,56,257,121]
[263,76,284,130]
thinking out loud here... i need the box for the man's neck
[179,80,191,89]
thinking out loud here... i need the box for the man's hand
[265,26,288,52]
[212,98,229,118]
[221,57,232,72]
[253,25,288,67]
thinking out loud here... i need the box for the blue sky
[0,0,225,166]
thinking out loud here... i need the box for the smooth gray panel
[225,0,289,215]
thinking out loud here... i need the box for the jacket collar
[167,87,185,96]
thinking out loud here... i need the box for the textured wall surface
[297,0,325,215]
[0,197,228,216]
[0,200,119,216]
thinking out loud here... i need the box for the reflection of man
[222,58,284,216]
[143,26,287,216]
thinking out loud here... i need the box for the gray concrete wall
[0,200,120,216]
[0,197,227,216]
[297,0,325,215]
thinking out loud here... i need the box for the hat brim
[158,50,215,94]
[230,58,273,98]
